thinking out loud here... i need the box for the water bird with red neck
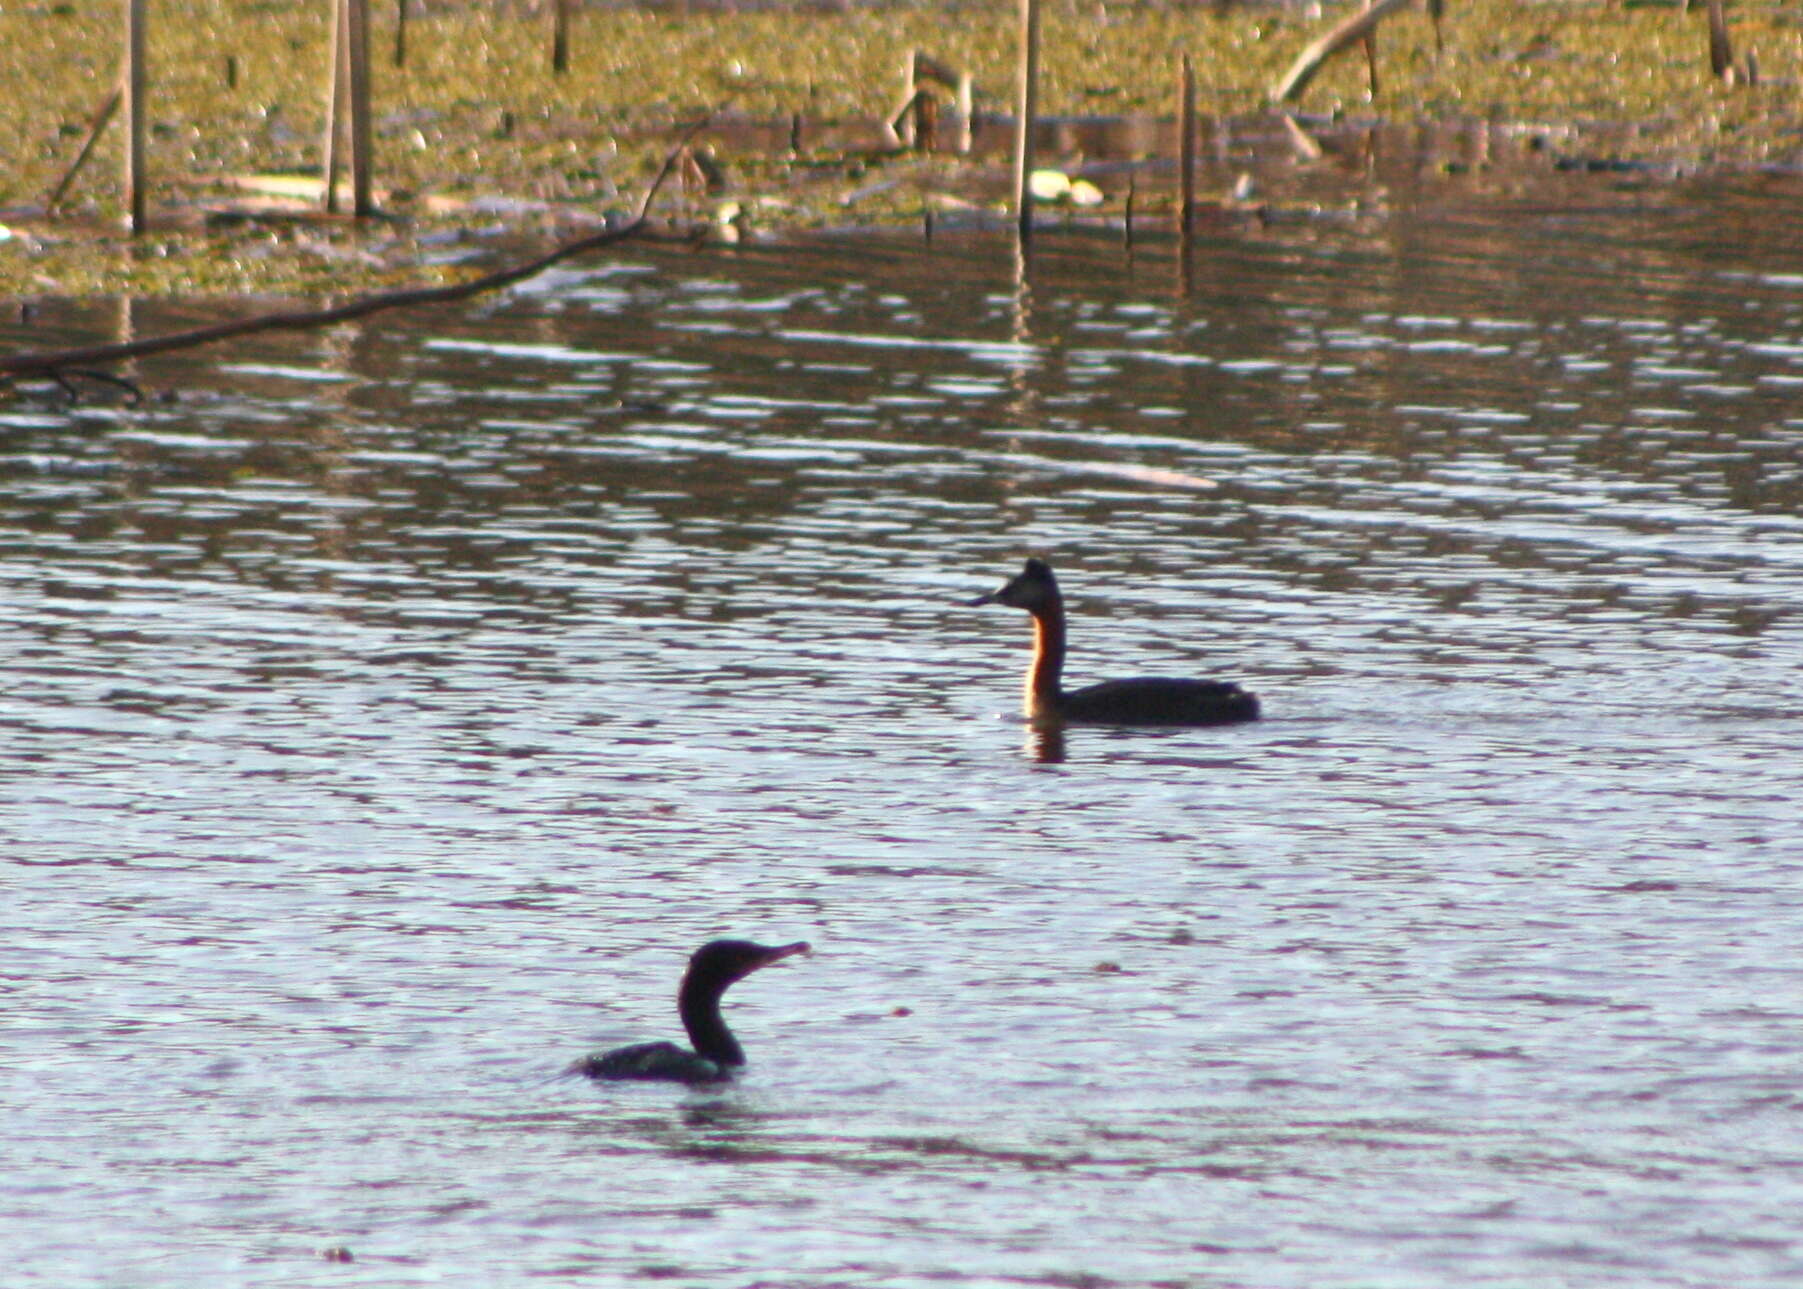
[968,558,1260,726]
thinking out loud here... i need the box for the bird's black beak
[758,941,811,967]
[965,591,996,607]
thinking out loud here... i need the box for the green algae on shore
[2,0,1801,297]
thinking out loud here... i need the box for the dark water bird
[574,939,810,1084]
[968,557,1260,726]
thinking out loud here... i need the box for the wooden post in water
[1177,53,1196,238]
[1011,0,1041,239]
[323,0,346,213]
[346,0,374,214]
[552,0,572,73]
[123,0,147,232]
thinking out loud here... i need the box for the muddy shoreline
[2,0,1799,297]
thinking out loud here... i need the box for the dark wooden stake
[393,0,408,68]
[323,0,346,212]
[1012,0,1041,239]
[1705,0,1733,80]
[553,0,571,73]
[346,0,374,215]
[123,0,147,233]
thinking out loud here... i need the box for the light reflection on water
[5,178,1803,1287]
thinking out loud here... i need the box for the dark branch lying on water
[1,120,709,387]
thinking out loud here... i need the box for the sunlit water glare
[5,175,1803,1287]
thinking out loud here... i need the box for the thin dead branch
[51,369,146,404]
[47,82,124,216]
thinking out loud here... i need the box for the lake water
[5,164,1803,1287]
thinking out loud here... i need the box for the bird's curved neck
[679,977,745,1067]
[1025,599,1067,715]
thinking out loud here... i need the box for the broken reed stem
[916,90,938,153]
[1281,111,1324,162]
[898,51,919,146]
[1178,52,1196,237]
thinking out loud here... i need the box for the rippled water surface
[6,177,1803,1288]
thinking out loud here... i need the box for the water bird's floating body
[969,558,1260,726]
[574,939,810,1084]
